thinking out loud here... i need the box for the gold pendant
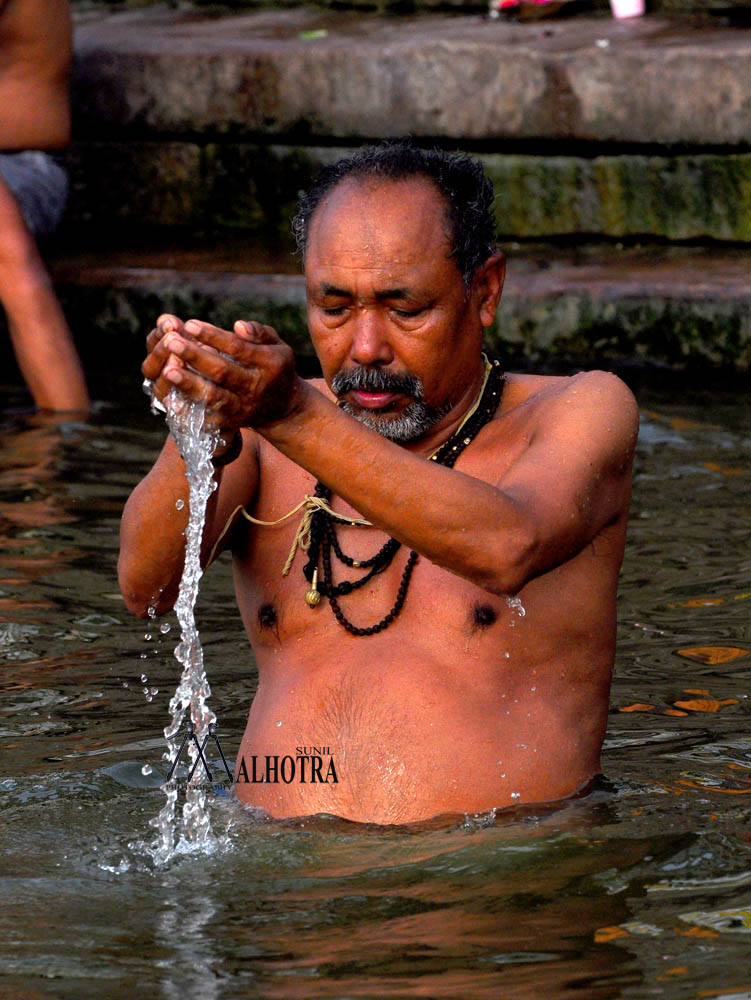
[305,568,321,608]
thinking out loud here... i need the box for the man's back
[0,0,72,150]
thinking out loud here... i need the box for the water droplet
[140,653,147,659]
[275,720,282,727]
[142,764,153,775]
[175,499,185,511]
[530,685,536,692]
[506,596,526,617]
[160,623,171,634]
[510,792,520,800]
[122,681,129,689]
[145,694,153,703]
[150,687,159,696]
[141,674,148,683]
[504,652,510,659]
[144,633,152,641]
[143,687,149,695]
[147,605,157,619]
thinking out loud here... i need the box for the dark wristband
[211,430,242,467]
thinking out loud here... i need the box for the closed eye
[391,307,424,319]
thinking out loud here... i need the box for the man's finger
[234,320,281,345]
[156,313,183,328]
[146,315,186,353]
[182,320,278,366]
[157,367,233,429]
[161,333,252,389]
[142,332,185,381]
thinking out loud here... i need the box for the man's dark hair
[292,140,498,290]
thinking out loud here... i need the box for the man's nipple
[258,603,278,630]
[472,603,498,629]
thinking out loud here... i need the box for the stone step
[48,245,751,372]
[63,140,751,243]
[80,1,751,15]
[72,8,751,146]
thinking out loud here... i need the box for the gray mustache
[331,367,423,399]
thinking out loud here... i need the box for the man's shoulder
[502,369,637,425]
[495,369,639,471]
[306,376,333,397]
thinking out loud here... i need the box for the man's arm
[152,319,638,598]
[117,318,261,617]
[260,371,637,595]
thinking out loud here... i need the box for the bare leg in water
[0,174,89,412]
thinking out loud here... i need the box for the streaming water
[144,387,223,864]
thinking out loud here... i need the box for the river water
[1,379,749,999]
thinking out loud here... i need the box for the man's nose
[349,309,393,367]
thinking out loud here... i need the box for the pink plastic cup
[609,0,644,16]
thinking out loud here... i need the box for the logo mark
[166,720,234,784]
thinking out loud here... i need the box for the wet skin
[120,177,639,824]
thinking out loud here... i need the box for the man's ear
[473,254,506,329]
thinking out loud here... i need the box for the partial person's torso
[0,0,71,150]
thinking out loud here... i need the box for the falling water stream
[145,386,224,863]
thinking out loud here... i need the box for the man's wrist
[255,377,314,437]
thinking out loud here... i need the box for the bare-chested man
[119,143,638,825]
[0,0,89,410]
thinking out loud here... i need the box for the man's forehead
[306,176,453,263]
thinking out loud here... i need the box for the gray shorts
[0,150,68,241]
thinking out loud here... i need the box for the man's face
[304,177,496,443]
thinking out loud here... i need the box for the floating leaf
[673,697,739,713]
[678,778,751,795]
[675,646,749,664]
[704,461,747,476]
[676,925,719,938]
[594,925,629,943]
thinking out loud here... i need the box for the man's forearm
[119,437,193,616]
[258,381,532,596]
[118,436,235,616]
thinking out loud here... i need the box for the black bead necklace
[302,358,505,636]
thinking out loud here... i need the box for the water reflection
[158,873,221,1000]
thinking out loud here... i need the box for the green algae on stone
[484,152,751,242]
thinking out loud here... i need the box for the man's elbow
[476,563,531,600]
[117,554,175,619]
[472,527,539,598]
